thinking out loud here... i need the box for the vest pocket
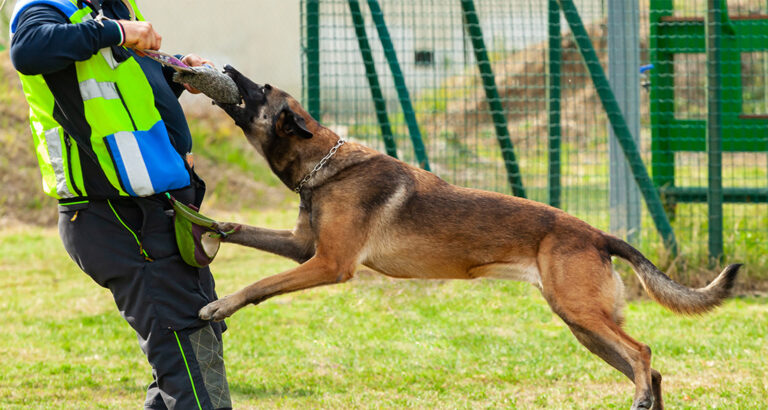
[103,121,190,196]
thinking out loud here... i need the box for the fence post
[608,0,642,245]
[366,0,431,171]
[556,0,678,254]
[347,0,398,159]
[706,0,724,263]
[548,0,562,208]
[460,0,526,198]
[305,0,321,120]
[649,0,676,218]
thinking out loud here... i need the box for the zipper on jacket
[64,133,84,197]
[114,84,138,131]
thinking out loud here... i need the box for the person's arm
[10,5,161,76]
[10,5,123,75]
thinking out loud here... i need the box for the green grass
[1,207,767,409]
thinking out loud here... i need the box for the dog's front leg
[215,207,315,263]
[199,254,354,321]
[203,197,368,321]
[218,224,314,263]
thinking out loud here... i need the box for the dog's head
[216,65,314,155]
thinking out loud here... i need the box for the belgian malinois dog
[199,65,740,410]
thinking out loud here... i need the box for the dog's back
[332,148,606,284]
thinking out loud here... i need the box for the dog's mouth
[215,65,270,130]
[215,100,251,130]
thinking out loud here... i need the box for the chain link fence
[301,0,767,279]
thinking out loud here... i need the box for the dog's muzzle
[216,65,270,130]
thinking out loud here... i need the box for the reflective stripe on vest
[79,79,120,101]
[43,128,75,198]
[110,131,154,196]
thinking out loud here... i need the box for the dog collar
[293,137,346,193]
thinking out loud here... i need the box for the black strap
[78,0,101,14]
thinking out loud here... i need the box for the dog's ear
[277,107,313,139]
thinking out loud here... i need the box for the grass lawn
[0,206,766,409]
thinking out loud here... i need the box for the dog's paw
[199,296,238,321]
[630,398,653,410]
[213,222,241,241]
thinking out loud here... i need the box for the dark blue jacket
[10,0,193,157]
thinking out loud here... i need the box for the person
[9,0,231,408]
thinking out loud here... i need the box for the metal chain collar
[293,138,346,193]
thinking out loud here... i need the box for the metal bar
[460,0,526,198]
[557,0,678,254]
[548,0,561,207]
[305,0,320,120]
[706,0,724,263]
[650,0,676,217]
[660,187,768,203]
[347,0,398,158]
[608,0,642,245]
[366,0,431,170]
[654,19,768,51]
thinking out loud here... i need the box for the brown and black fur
[200,65,740,410]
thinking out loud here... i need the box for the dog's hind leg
[538,245,658,409]
[650,368,663,410]
[564,320,659,409]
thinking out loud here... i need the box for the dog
[199,65,740,410]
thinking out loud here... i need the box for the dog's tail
[606,235,740,315]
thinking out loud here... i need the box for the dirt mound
[425,22,627,143]
[0,51,57,225]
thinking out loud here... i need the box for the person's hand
[181,54,214,94]
[118,20,161,56]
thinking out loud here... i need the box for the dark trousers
[58,192,231,409]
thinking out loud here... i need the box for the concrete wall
[139,0,302,97]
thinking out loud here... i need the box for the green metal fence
[301,0,768,272]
